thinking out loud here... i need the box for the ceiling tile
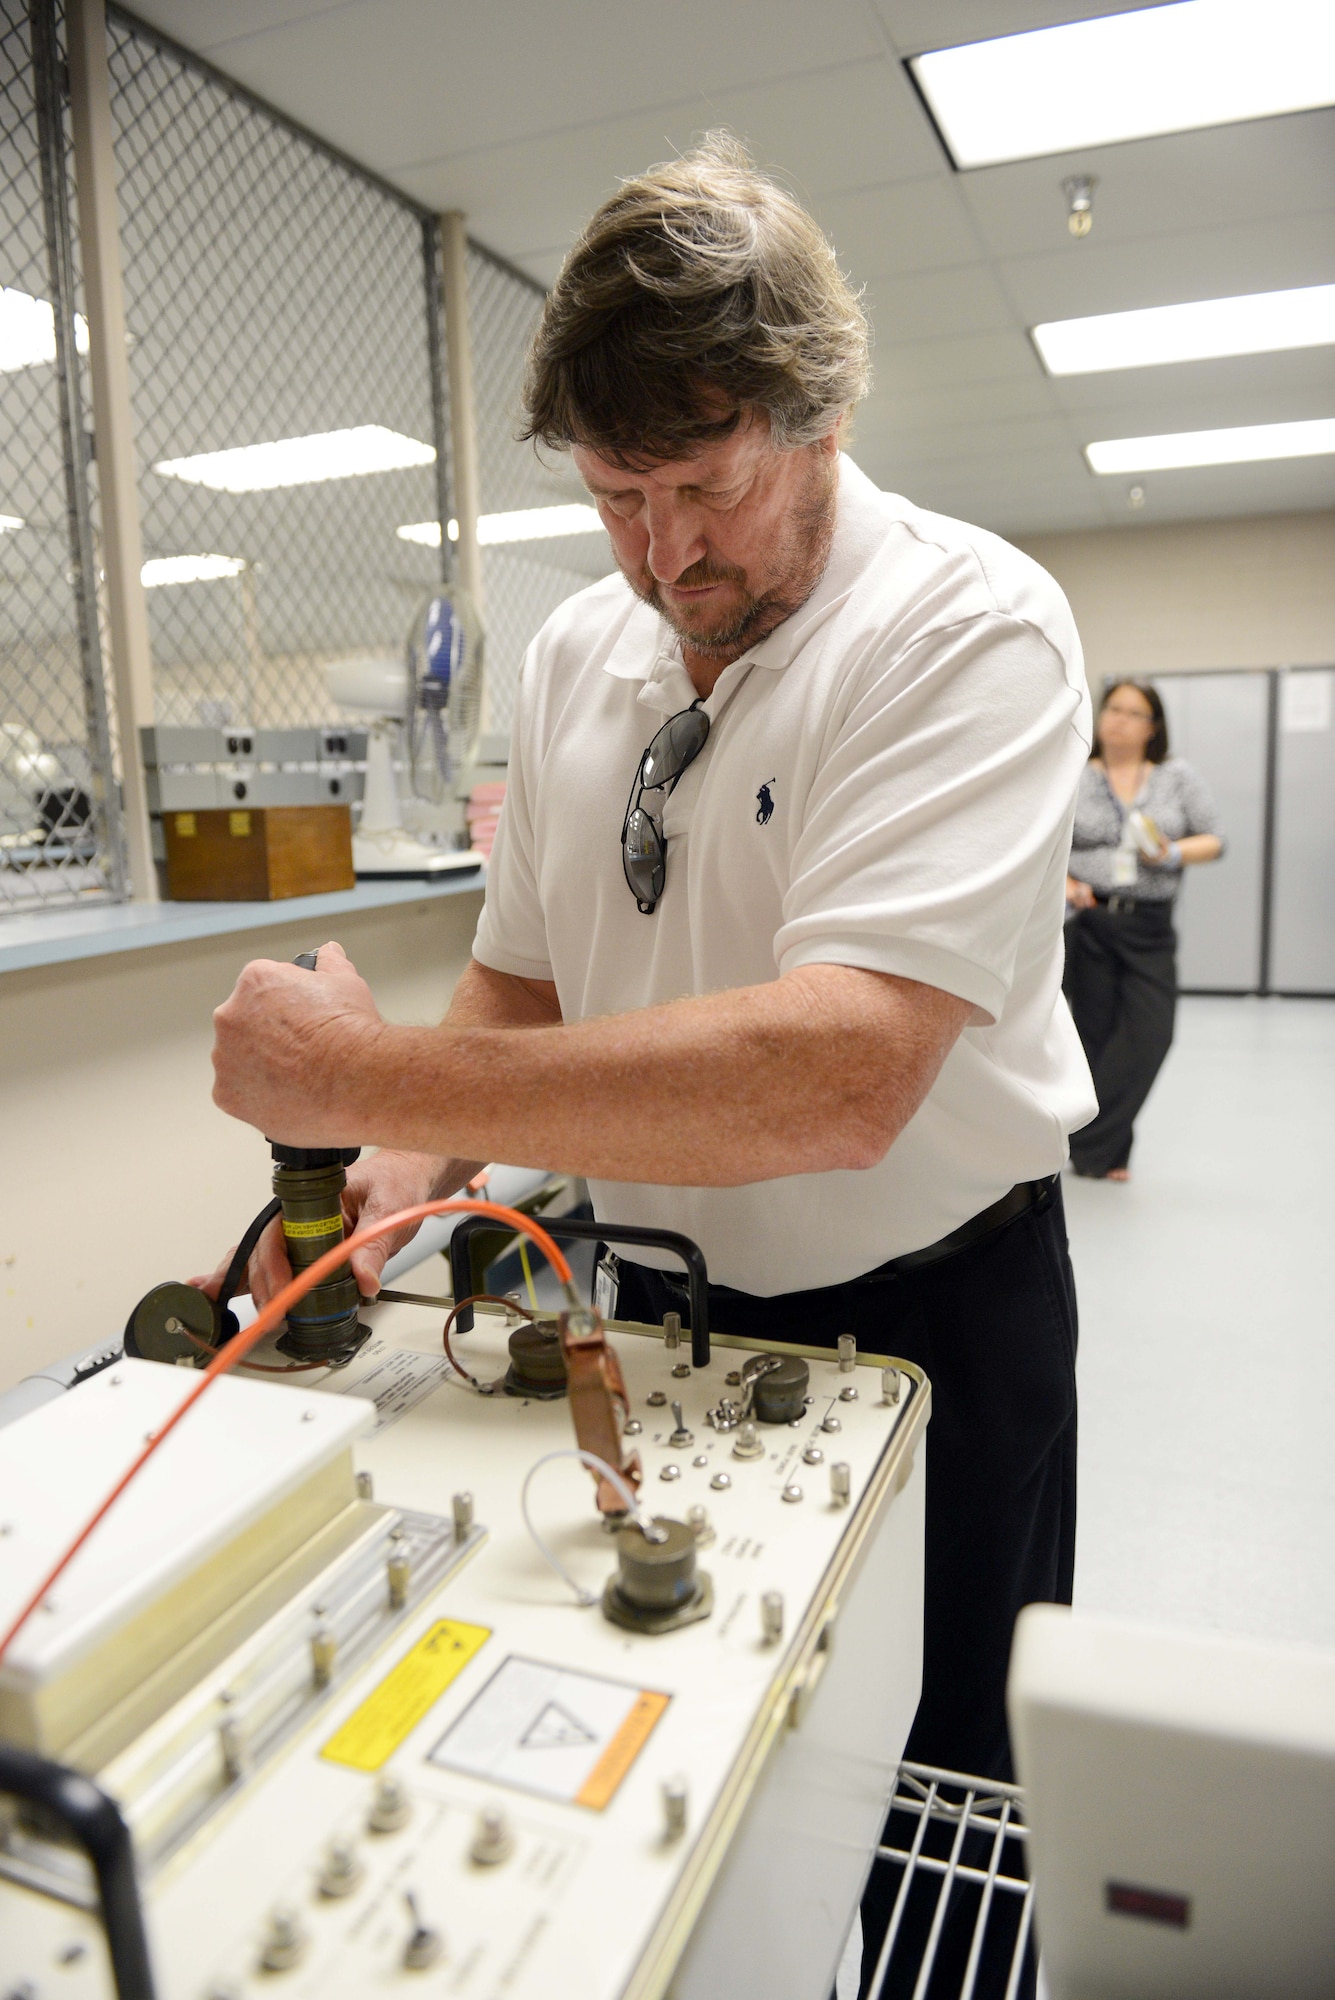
[129,0,346,44]
[856,372,1059,436]
[997,212,1335,326]
[141,0,885,177]
[1047,347,1335,420]
[956,110,1335,263]
[868,413,1083,469]
[870,0,1165,58]
[862,264,1014,344]
[812,177,978,284]
[391,60,943,266]
[872,328,1040,390]
[1079,456,1335,523]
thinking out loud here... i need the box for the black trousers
[616,1183,1078,1994]
[1063,900,1177,1176]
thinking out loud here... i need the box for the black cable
[216,1197,283,1320]
[0,1744,155,2000]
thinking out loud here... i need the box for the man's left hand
[212,940,384,1144]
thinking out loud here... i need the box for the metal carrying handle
[448,1216,711,1366]
[0,1745,155,2000]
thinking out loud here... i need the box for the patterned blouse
[1069,757,1224,902]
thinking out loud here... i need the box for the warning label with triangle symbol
[520,1700,598,1751]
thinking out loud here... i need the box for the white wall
[1016,510,1335,687]
[0,890,482,1392]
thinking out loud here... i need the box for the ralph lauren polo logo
[755,779,776,826]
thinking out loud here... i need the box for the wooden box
[162,805,355,901]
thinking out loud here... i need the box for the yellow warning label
[282,1214,345,1240]
[575,1691,670,1810]
[174,813,196,838]
[228,809,252,836]
[321,1620,491,1772]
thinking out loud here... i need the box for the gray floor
[1064,995,1335,1650]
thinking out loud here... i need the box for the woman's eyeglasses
[621,702,710,913]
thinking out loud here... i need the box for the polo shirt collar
[601,452,886,714]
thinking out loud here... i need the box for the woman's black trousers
[1063,898,1178,1175]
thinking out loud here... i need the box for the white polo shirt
[474,455,1095,1295]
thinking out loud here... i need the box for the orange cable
[0,1199,572,1667]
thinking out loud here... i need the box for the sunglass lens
[641,708,709,789]
[623,807,665,905]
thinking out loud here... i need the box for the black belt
[1092,891,1169,915]
[873,1176,1056,1275]
[644,1175,1056,1311]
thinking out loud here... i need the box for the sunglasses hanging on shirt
[621,701,710,914]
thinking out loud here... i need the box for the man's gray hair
[521,133,870,464]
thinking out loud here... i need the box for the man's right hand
[1065,874,1096,910]
[191,1150,484,1310]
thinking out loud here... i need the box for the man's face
[573,416,839,663]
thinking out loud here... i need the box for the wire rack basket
[864,1762,1037,2000]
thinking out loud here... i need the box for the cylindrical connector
[761,1590,784,1645]
[271,1156,362,1361]
[452,1492,475,1539]
[838,1333,856,1373]
[830,1462,852,1507]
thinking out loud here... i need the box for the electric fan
[325,586,485,878]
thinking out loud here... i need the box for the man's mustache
[655,556,747,592]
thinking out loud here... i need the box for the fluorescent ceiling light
[141,553,246,586]
[154,425,434,493]
[0,287,89,373]
[397,504,604,548]
[0,514,24,534]
[1086,417,1335,473]
[910,1,1335,168]
[1035,285,1335,375]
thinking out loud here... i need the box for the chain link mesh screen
[1,0,123,911]
[4,4,613,926]
[467,244,613,739]
[105,8,449,732]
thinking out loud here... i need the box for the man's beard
[618,451,837,661]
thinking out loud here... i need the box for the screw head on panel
[661,1774,688,1841]
[470,1804,514,1866]
[368,1773,411,1833]
[259,1906,306,1973]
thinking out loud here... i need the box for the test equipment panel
[0,1289,926,2000]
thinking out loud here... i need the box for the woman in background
[1065,680,1223,1180]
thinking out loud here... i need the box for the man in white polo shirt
[211,138,1093,1891]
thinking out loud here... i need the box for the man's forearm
[377,961,564,1194]
[349,963,967,1187]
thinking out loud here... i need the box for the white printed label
[430,1656,668,1810]
[330,1337,453,1432]
[1280,671,1331,734]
